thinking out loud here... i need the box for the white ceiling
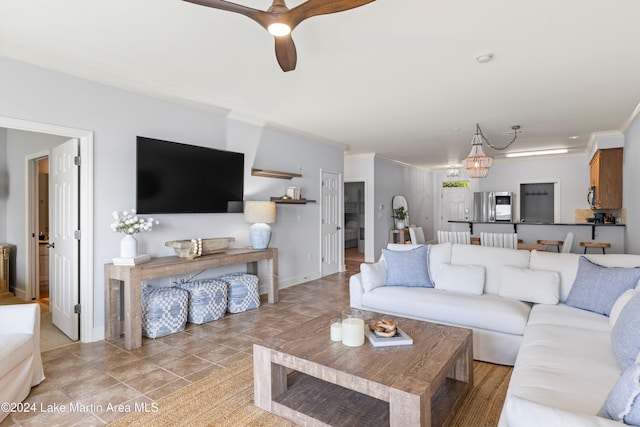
[1,0,640,169]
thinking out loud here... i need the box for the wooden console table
[105,247,278,350]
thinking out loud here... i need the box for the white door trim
[25,150,50,301]
[320,168,344,274]
[1,116,95,343]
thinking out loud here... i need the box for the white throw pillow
[435,263,485,295]
[360,261,386,292]
[499,266,560,305]
[610,289,638,326]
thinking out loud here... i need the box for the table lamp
[244,201,276,249]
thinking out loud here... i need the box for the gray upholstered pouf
[218,273,260,313]
[141,286,189,338]
[177,279,228,324]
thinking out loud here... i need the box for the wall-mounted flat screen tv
[136,136,244,214]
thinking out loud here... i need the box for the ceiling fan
[182,0,376,72]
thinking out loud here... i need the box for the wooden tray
[165,237,235,258]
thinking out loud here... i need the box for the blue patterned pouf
[218,273,260,313]
[176,279,228,324]
[141,286,189,338]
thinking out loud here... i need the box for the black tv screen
[136,136,244,214]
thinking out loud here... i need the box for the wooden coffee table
[253,312,473,426]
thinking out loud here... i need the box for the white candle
[330,321,342,341]
[341,317,365,347]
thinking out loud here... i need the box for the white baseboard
[92,327,105,343]
[13,288,27,301]
[259,271,322,296]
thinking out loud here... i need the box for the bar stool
[537,239,563,252]
[580,241,611,254]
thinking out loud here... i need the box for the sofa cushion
[0,334,33,378]
[566,257,640,316]
[530,251,640,303]
[436,263,485,295]
[450,244,530,295]
[360,261,386,292]
[383,245,433,287]
[499,266,560,305]
[361,286,531,335]
[505,396,625,427]
[507,323,620,414]
[610,289,638,327]
[529,251,581,302]
[598,363,640,425]
[611,292,640,370]
[527,303,610,332]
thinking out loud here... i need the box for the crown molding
[620,100,640,134]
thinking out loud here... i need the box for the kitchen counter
[448,221,626,253]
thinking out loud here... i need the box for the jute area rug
[109,357,511,427]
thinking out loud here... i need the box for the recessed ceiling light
[506,149,569,158]
[476,53,494,63]
[568,135,579,140]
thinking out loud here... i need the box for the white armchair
[0,304,45,421]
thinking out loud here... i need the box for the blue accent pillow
[598,363,640,425]
[611,292,640,371]
[382,245,433,288]
[565,257,640,316]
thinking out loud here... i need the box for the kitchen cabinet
[589,148,623,209]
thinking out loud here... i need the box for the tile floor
[1,262,360,426]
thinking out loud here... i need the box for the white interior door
[49,138,79,340]
[321,170,342,276]
[440,187,471,231]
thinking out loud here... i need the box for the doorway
[1,116,94,343]
[440,183,471,231]
[344,181,365,265]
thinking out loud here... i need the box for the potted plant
[393,207,408,230]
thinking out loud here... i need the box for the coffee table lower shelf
[271,370,469,427]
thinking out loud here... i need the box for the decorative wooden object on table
[105,247,278,350]
[164,237,235,258]
[580,241,611,254]
[254,312,473,427]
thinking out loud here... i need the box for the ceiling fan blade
[182,0,271,29]
[274,34,297,72]
[285,0,376,29]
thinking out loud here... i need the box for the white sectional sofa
[0,303,46,422]
[349,243,640,426]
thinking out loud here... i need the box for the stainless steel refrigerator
[473,192,513,222]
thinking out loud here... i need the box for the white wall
[0,57,343,337]
[623,111,640,255]
[0,129,7,244]
[345,154,434,261]
[473,155,590,223]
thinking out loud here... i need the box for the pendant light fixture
[463,123,521,178]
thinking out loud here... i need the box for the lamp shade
[244,201,276,224]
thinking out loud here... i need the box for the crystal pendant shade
[464,132,494,178]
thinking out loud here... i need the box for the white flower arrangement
[111,209,158,235]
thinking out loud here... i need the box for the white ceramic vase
[396,220,406,230]
[120,234,138,258]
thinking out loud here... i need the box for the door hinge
[74,156,81,166]
[74,230,81,239]
[74,304,81,314]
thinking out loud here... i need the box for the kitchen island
[448,221,626,254]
